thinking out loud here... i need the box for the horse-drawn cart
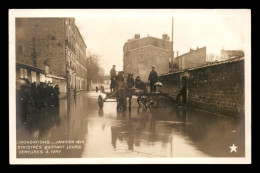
[98,82,167,110]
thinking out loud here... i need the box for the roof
[126,35,172,43]
[16,62,46,74]
[75,25,87,48]
[160,57,244,77]
[174,47,206,59]
[124,36,172,53]
[222,50,244,57]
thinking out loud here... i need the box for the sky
[74,9,250,75]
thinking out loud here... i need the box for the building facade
[220,49,244,61]
[65,19,88,92]
[123,34,172,81]
[15,18,88,97]
[172,47,206,71]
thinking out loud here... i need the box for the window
[24,69,27,78]
[40,73,45,82]
[31,71,37,83]
[45,65,50,74]
[20,68,24,78]
[18,46,22,54]
[20,68,27,79]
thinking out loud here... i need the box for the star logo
[229,144,238,153]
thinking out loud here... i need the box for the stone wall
[159,58,245,118]
[124,45,170,81]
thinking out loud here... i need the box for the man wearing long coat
[148,66,158,92]
[110,65,117,92]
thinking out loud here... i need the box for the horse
[115,73,135,112]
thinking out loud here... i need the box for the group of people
[31,81,61,109]
[17,79,61,111]
[109,65,159,111]
[110,65,159,93]
[96,85,105,93]
[109,65,187,107]
[16,79,61,124]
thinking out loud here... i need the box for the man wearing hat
[110,65,117,92]
[135,76,148,93]
[148,65,158,92]
[116,71,125,83]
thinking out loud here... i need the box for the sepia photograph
[9,9,251,164]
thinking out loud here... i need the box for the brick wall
[16,18,66,78]
[159,59,245,118]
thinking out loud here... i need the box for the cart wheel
[137,96,145,108]
[98,95,104,108]
[144,96,151,108]
[137,96,142,107]
[150,96,159,108]
[150,99,159,108]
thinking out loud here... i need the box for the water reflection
[21,107,61,139]
[17,91,245,158]
[98,109,104,117]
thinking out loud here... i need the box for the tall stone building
[123,34,172,81]
[15,18,87,97]
[66,19,88,91]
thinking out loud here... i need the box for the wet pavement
[16,91,245,158]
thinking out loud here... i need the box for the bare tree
[87,50,105,83]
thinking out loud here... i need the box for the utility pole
[171,17,174,72]
[65,18,70,100]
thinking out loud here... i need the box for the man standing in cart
[110,65,117,92]
[148,65,158,92]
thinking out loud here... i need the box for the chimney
[134,34,140,39]
[162,34,169,40]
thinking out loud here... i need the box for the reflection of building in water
[17,98,88,158]
[21,107,61,140]
[66,99,88,140]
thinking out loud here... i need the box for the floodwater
[16,91,245,158]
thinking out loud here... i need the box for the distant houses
[220,49,244,61]
[172,47,207,71]
[122,32,244,77]
[171,48,244,72]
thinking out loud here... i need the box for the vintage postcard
[9,9,251,164]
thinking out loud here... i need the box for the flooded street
[16,91,245,158]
